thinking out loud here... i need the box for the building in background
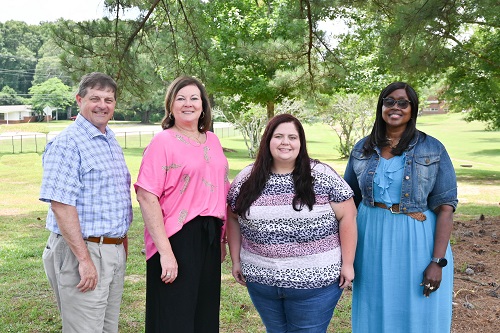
[0,105,39,124]
[421,96,449,115]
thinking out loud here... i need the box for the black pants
[145,216,222,333]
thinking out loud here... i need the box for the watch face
[438,258,448,267]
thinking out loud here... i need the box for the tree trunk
[266,101,274,121]
[140,110,151,124]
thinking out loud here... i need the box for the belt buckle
[99,236,104,245]
[389,205,400,214]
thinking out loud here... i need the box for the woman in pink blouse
[135,76,229,333]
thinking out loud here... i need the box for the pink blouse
[135,129,229,260]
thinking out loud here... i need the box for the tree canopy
[28,77,73,114]
[0,0,498,129]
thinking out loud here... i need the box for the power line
[0,68,72,79]
[0,53,37,62]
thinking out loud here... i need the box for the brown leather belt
[374,203,426,222]
[85,235,126,245]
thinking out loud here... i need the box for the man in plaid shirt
[40,72,133,333]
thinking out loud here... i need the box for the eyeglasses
[382,98,411,109]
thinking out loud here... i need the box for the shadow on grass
[455,203,500,221]
[456,169,500,185]
[469,149,500,157]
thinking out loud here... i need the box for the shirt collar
[75,114,115,140]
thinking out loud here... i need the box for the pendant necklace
[175,126,203,147]
[386,136,400,149]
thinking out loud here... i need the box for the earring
[200,111,205,119]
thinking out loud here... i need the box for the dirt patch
[451,216,499,333]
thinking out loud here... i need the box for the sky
[0,0,122,25]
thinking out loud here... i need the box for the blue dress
[351,154,453,332]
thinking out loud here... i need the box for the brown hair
[77,72,117,100]
[234,114,316,217]
[160,76,211,132]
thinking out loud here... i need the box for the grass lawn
[0,113,498,332]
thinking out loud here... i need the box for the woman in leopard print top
[226,114,357,332]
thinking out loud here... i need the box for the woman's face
[381,88,412,130]
[270,122,301,167]
[171,84,203,126]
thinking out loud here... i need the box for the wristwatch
[431,257,448,267]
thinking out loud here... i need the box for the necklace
[174,126,203,147]
[386,136,400,149]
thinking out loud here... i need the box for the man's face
[76,87,116,133]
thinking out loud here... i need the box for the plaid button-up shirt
[40,116,132,238]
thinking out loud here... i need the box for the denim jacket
[344,131,458,213]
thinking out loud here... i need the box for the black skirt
[145,216,223,333]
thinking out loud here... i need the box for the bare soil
[451,216,499,333]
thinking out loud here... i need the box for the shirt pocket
[414,155,440,180]
[80,162,105,200]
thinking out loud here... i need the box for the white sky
[0,0,348,38]
[0,0,119,25]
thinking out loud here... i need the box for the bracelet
[221,238,228,244]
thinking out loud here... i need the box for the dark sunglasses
[382,98,411,109]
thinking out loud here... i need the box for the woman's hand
[421,262,442,297]
[421,204,453,297]
[136,187,178,284]
[339,263,355,289]
[160,252,178,284]
[330,198,357,289]
[232,262,246,286]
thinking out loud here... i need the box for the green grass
[0,121,241,154]
[0,113,499,332]
[416,113,500,220]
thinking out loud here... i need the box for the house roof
[0,105,33,113]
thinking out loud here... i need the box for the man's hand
[76,258,98,292]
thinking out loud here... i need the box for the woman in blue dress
[344,82,458,332]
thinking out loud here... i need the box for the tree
[0,21,46,94]
[214,95,267,158]
[32,31,73,86]
[0,85,26,105]
[120,85,165,123]
[204,0,313,119]
[50,14,172,123]
[441,26,500,130]
[335,0,500,129]
[322,93,376,158]
[44,0,498,130]
[28,78,73,119]
[215,95,309,158]
[49,0,345,122]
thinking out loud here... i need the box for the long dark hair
[363,81,420,156]
[234,114,316,217]
[160,76,212,132]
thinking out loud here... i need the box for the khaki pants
[43,232,126,333]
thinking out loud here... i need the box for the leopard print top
[227,160,354,289]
